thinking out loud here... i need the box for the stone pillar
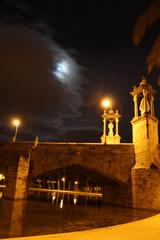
[143,89,148,114]
[101,110,107,144]
[132,168,160,210]
[4,155,29,200]
[9,200,26,237]
[3,138,39,200]
[150,96,154,116]
[131,115,159,168]
[131,115,160,209]
[133,95,138,118]
[130,79,160,210]
[115,118,119,136]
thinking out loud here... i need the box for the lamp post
[12,119,20,142]
[74,181,79,191]
[101,99,111,144]
[61,177,66,190]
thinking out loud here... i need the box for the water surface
[0,199,158,238]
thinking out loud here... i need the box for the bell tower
[130,78,159,168]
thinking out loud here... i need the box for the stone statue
[139,97,150,116]
[108,121,114,136]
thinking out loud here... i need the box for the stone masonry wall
[132,167,160,210]
[4,155,29,199]
[103,179,132,207]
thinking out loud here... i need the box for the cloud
[0,1,99,142]
[0,24,87,141]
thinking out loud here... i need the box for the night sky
[0,0,159,143]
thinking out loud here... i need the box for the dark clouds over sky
[0,0,159,143]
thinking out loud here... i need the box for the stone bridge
[0,141,135,207]
[0,142,135,183]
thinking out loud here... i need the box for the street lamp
[102,99,111,109]
[74,181,79,191]
[61,177,66,190]
[101,99,111,144]
[12,119,20,142]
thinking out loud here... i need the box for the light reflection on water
[0,198,158,238]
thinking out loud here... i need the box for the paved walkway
[3,214,160,240]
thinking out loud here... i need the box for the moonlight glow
[54,59,71,82]
[52,46,79,86]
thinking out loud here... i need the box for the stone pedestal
[131,114,159,168]
[4,155,29,200]
[106,135,121,144]
[101,135,106,144]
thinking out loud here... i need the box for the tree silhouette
[132,0,160,74]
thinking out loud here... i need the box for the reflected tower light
[12,119,20,142]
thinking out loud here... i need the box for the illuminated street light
[61,177,65,182]
[61,177,66,190]
[101,99,111,109]
[74,181,79,191]
[101,99,111,144]
[0,173,5,181]
[12,119,20,142]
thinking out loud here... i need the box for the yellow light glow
[61,177,65,182]
[73,196,77,204]
[60,199,64,209]
[74,181,78,185]
[12,119,20,126]
[0,174,5,180]
[102,99,111,108]
[52,193,56,201]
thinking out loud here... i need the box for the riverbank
[2,213,160,240]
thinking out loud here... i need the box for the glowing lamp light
[12,119,20,126]
[102,99,111,109]
[61,177,65,182]
[12,118,21,142]
[101,99,111,144]
[0,174,5,181]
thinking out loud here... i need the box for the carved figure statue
[139,97,150,115]
[108,121,114,136]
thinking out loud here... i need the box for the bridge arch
[29,163,133,207]
[30,143,135,184]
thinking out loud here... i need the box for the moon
[53,59,71,83]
